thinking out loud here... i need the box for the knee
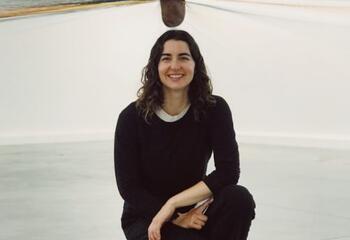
[216,185,256,219]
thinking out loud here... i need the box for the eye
[160,57,170,62]
[180,56,190,60]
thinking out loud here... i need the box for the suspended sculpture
[160,0,186,27]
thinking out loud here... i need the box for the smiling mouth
[168,74,184,80]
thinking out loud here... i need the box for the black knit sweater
[114,95,240,221]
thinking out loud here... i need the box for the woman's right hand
[171,198,213,230]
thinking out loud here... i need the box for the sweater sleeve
[202,96,240,194]
[114,105,164,219]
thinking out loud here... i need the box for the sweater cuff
[202,175,218,194]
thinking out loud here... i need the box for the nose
[170,59,180,70]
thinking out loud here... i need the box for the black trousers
[122,185,256,240]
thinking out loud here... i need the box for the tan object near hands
[160,0,186,27]
[196,197,214,214]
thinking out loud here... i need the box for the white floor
[1,141,350,240]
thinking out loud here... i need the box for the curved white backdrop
[0,0,349,148]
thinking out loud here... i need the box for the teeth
[169,74,183,78]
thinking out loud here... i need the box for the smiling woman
[0,0,149,19]
[114,29,256,240]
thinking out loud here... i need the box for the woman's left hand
[148,201,176,240]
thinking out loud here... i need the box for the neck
[162,89,190,116]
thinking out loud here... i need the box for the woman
[114,30,255,240]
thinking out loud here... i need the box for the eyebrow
[161,53,192,57]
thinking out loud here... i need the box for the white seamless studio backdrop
[0,0,349,148]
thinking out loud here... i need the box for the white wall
[0,0,349,148]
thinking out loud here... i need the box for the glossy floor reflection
[1,141,349,240]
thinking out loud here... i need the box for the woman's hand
[148,201,176,240]
[172,197,213,230]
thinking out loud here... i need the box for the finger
[194,219,206,226]
[151,231,157,240]
[188,218,206,230]
[148,226,155,240]
[196,214,208,222]
[149,228,157,240]
[149,231,154,240]
[191,222,204,230]
[151,228,160,240]
[153,233,158,240]
[156,229,161,240]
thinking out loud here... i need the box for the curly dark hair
[136,29,216,123]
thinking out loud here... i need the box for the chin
[163,84,189,92]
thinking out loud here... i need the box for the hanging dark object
[160,0,186,27]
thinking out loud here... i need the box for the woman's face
[158,40,195,93]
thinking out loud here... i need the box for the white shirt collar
[155,104,191,122]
